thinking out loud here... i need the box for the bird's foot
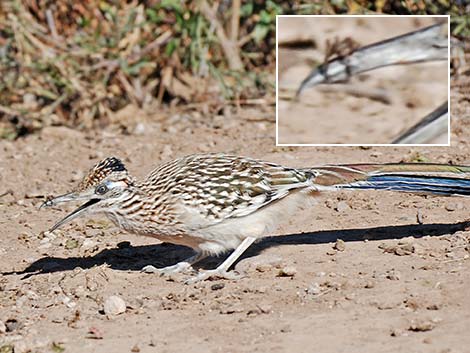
[185,268,243,284]
[141,262,194,276]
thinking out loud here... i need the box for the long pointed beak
[40,192,101,232]
[40,192,82,209]
[47,198,100,232]
[297,22,447,96]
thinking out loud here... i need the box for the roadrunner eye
[95,184,108,195]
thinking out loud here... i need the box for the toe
[185,269,243,284]
[142,262,194,276]
[141,265,159,273]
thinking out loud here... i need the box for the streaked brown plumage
[41,153,470,282]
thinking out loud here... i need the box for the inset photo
[276,16,449,145]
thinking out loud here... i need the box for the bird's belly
[147,233,206,249]
[105,212,203,248]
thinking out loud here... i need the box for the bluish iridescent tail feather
[342,175,470,196]
[310,163,470,197]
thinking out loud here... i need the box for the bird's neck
[101,188,180,237]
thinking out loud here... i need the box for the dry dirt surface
[277,17,448,144]
[1,83,470,353]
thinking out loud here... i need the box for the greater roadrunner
[297,22,449,144]
[41,153,470,283]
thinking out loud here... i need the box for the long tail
[309,163,470,196]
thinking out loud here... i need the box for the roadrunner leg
[186,236,257,284]
[141,252,207,275]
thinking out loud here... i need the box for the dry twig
[198,0,243,70]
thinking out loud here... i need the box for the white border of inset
[275,15,451,147]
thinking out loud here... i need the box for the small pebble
[133,123,146,135]
[256,286,267,294]
[0,320,6,333]
[211,283,225,291]
[307,282,321,295]
[104,295,126,316]
[445,202,464,212]
[62,295,77,309]
[65,239,79,250]
[82,239,97,250]
[334,239,346,252]
[335,201,350,213]
[390,328,406,337]
[255,264,273,272]
[235,255,283,273]
[395,243,415,256]
[409,319,436,332]
[39,237,51,245]
[386,270,401,281]
[426,303,441,311]
[377,299,400,310]
[416,209,424,224]
[88,326,104,339]
[257,304,272,314]
[278,266,297,277]
[5,319,20,332]
[220,304,245,314]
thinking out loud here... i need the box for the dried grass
[0,0,467,138]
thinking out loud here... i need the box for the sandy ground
[1,78,470,352]
[277,17,449,144]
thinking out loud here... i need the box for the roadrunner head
[41,157,135,232]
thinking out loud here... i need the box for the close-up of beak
[297,22,448,95]
[40,192,100,232]
[295,21,448,144]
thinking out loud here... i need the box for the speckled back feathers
[138,154,317,224]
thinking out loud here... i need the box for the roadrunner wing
[310,163,470,196]
[149,154,317,226]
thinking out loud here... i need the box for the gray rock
[103,295,126,316]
